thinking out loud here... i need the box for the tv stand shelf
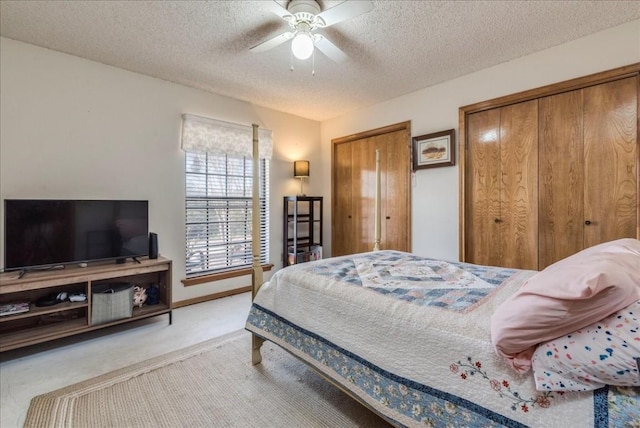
[0,257,172,352]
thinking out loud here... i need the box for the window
[185,152,269,276]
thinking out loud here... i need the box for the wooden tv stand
[0,257,172,352]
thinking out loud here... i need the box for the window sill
[181,264,274,287]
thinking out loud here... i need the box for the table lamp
[293,160,310,196]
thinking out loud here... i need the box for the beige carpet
[25,330,391,428]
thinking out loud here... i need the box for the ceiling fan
[250,0,374,63]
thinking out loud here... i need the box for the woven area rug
[24,329,390,428]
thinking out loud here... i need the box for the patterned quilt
[246,250,639,427]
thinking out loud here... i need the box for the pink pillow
[491,238,640,373]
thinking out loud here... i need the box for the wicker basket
[91,282,134,325]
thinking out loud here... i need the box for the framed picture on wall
[412,129,456,170]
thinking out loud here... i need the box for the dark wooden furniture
[283,196,323,266]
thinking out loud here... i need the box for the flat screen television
[4,199,149,272]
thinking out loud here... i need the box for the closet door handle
[386,216,391,220]
[494,218,503,223]
[584,220,592,225]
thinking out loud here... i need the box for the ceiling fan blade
[264,0,293,20]
[316,0,374,27]
[250,31,294,52]
[314,35,348,63]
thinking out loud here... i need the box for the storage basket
[91,282,134,325]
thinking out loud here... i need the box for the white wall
[0,37,321,303]
[320,20,640,261]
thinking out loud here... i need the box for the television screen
[4,200,149,271]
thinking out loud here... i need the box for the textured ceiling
[1,1,639,121]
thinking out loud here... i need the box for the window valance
[181,114,273,159]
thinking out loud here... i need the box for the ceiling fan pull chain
[312,49,315,76]
[290,49,294,72]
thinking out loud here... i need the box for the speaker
[148,232,158,259]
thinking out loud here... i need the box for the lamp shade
[293,160,310,177]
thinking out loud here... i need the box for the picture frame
[412,129,456,170]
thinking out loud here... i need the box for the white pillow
[531,300,640,391]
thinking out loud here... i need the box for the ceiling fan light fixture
[251,0,374,65]
[291,31,314,60]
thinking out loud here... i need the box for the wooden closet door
[583,76,638,246]
[539,90,585,268]
[465,101,538,269]
[499,100,539,270]
[500,100,538,269]
[352,137,375,254]
[380,132,411,252]
[465,109,501,267]
[333,141,353,256]
[461,65,640,270]
[332,123,411,256]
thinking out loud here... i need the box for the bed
[244,127,638,427]
[246,249,639,427]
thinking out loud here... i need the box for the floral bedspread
[246,250,639,427]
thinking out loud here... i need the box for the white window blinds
[181,115,270,276]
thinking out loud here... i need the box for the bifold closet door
[583,77,638,247]
[333,136,380,256]
[378,132,411,253]
[499,101,538,270]
[333,141,354,256]
[466,109,502,267]
[352,137,376,254]
[539,89,585,268]
[539,76,638,268]
[465,100,538,269]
